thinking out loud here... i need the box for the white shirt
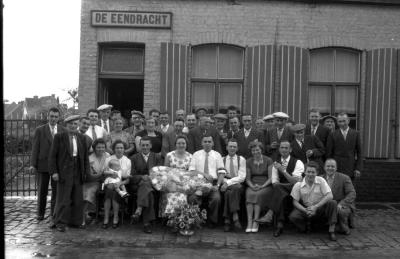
[296,138,304,148]
[244,128,251,138]
[49,124,57,137]
[291,176,331,207]
[341,127,350,139]
[101,119,111,133]
[189,150,225,179]
[223,155,246,186]
[85,125,108,140]
[311,124,319,135]
[271,155,304,184]
[142,153,150,163]
[161,124,170,133]
[71,135,77,157]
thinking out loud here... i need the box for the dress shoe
[329,232,337,241]
[273,227,283,237]
[245,227,252,233]
[223,223,231,232]
[102,223,109,229]
[36,215,45,221]
[143,224,152,234]
[56,224,66,232]
[233,220,242,231]
[130,213,140,224]
[251,222,259,233]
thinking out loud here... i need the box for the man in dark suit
[161,119,185,157]
[129,136,163,233]
[30,107,66,220]
[78,116,93,152]
[49,115,90,232]
[156,112,175,136]
[323,159,356,235]
[214,113,229,157]
[290,124,325,171]
[326,113,362,179]
[97,104,114,133]
[305,109,330,149]
[234,114,264,159]
[227,116,240,139]
[187,117,222,154]
[264,112,294,161]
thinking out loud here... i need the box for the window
[309,48,360,128]
[100,46,144,77]
[191,44,244,114]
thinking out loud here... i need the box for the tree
[67,88,79,109]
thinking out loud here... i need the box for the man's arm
[310,136,325,158]
[30,127,41,169]
[326,133,334,159]
[340,174,356,207]
[354,131,363,172]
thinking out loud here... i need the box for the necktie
[103,121,108,132]
[92,126,97,140]
[282,158,288,171]
[342,130,347,140]
[229,156,235,177]
[204,152,209,174]
[277,129,283,139]
[50,127,55,138]
[69,135,74,155]
[312,127,316,135]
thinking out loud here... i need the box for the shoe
[56,224,66,232]
[143,224,152,234]
[329,232,337,241]
[130,212,140,224]
[112,222,119,229]
[255,210,273,224]
[251,222,259,233]
[36,215,45,221]
[102,223,109,229]
[224,223,231,232]
[49,222,56,229]
[79,224,86,229]
[273,227,283,237]
[245,227,252,233]
[233,220,242,231]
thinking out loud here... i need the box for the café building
[78,0,400,201]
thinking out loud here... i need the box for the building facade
[79,0,400,201]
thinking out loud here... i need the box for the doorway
[98,78,144,120]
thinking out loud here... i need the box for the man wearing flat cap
[322,115,337,133]
[97,104,113,134]
[264,112,294,161]
[49,115,90,232]
[263,114,275,131]
[214,113,229,156]
[290,124,325,171]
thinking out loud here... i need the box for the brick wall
[355,161,400,202]
[79,0,400,114]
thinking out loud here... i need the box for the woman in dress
[108,118,135,155]
[135,117,163,154]
[245,141,274,233]
[102,140,131,229]
[82,139,110,227]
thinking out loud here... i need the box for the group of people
[30,104,360,241]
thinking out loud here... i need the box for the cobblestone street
[5,198,400,258]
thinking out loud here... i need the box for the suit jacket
[234,128,264,159]
[130,152,163,185]
[31,124,66,172]
[290,135,325,169]
[264,127,294,161]
[156,124,175,136]
[216,128,229,157]
[48,132,90,184]
[326,128,362,178]
[161,131,187,157]
[323,172,356,211]
[305,123,330,148]
[187,126,222,154]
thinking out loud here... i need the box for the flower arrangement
[166,203,207,235]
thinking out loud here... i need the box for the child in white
[104,159,129,198]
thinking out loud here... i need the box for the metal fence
[4,119,48,196]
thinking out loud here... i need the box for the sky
[3,0,81,107]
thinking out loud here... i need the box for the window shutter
[397,50,400,159]
[245,45,275,117]
[160,42,189,121]
[365,48,397,159]
[276,45,309,123]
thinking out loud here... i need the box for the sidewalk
[5,198,400,258]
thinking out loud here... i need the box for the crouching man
[289,161,338,241]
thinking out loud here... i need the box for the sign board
[91,11,172,29]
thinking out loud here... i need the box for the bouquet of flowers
[166,203,207,234]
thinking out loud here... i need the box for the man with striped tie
[97,104,113,133]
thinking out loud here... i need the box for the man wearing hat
[322,115,338,133]
[234,114,264,159]
[187,116,222,154]
[263,114,275,131]
[49,115,90,232]
[305,109,330,149]
[195,107,208,121]
[264,112,294,161]
[214,113,229,157]
[97,104,114,133]
[290,123,325,170]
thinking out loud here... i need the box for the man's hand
[306,150,313,158]
[273,162,286,173]
[220,183,228,192]
[52,173,59,181]
[354,170,361,178]
[306,205,317,217]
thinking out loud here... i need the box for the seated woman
[135,117,163,155]
[102,140,131,229]
[162,135,192,218]
[245,141,274,233]
[82,139,110,227]
[108,118,135,156]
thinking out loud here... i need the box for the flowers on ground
[166,203,207,231]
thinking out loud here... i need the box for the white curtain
[335,49,360,82]
[192,45,217,79]
[335,87,357,113]
[192,82,215,112]
[218,46,243,79]
[219,83,241,111]
[308,86,331,113]
[310,49,334,82]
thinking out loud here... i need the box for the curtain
[308,86,331,113]
[218,83,242,112]
[192,45,217,79]
[192,82,215,113]
[335,49,360,82]
[310,49,334,82]
[218,46,243,79]
[335,86,357,114]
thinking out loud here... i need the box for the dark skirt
[245,185,274,210]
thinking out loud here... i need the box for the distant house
[22,94,60,119]
[4,101,24,119]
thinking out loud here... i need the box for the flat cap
[131,110,145,119]
[263,114,274,121]
[321,115,337,122]
[64,114,80,123]
[195,107,208,114]
[97,104,113,111]
[273,112,289,119]
[214,113,227,120]
[291,123,306,132]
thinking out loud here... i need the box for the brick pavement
[4,198,400,257]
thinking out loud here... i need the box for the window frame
[190,44,245,114]
[308,47,361,129]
